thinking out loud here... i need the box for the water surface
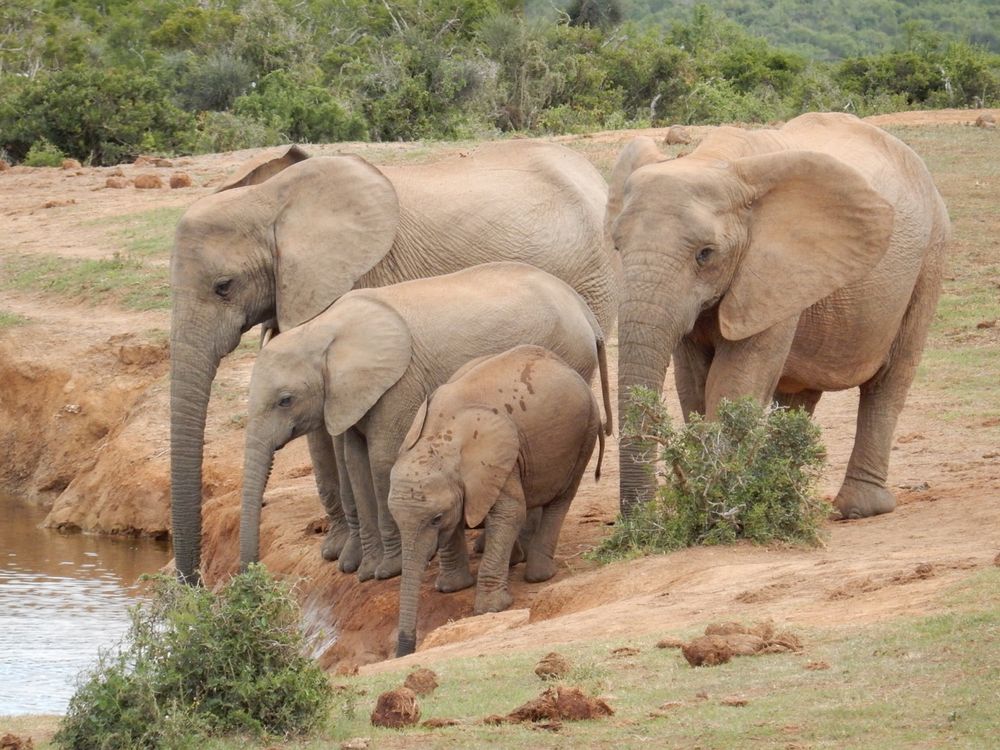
[0,493,171,715]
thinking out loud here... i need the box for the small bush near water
[595,390,827,560]
[54,565,332,750]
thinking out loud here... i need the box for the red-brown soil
[1,112,997,675]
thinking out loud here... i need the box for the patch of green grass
[0,252,169,311]
[102,206,186,258]
[0,310,29,327]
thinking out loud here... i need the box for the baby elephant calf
[390,345,606,657]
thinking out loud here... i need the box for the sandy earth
[1,109,998,673]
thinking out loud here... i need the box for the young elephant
[238,263,612,583]
[389,345,605,658]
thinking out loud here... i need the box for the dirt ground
[1,109,997,673]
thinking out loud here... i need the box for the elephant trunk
[169,337,221,584]
[239,432,276,570]
[617,295,681,514]
[396,530,435,658]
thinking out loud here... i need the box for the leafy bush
[594,390,827,561]
[23,138,66,167]
[54,565,333,749]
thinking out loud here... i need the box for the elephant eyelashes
[696,247,714,266]
[277,395,293,408]
[430,513,443,527]
[213,278,233,298]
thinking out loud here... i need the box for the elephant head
[389,398,521,657]
[608,132,895,510]
[170,147,400,582]
[238,296,412,568]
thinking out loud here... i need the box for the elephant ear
[260,155,400,331]
[215,145,310,192]
[605,137,664,244]
[719,150,895,341]
[400,397,430,454]
[461,409,521,529]
[320,296,412,437]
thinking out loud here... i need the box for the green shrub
[23,138,66,167]
[594,390,827,561]
[54,565,333,749]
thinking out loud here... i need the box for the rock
[507,686,613,723]
[975,113,996,128]
[134,174,163,189]
[663,124,692,145]
[403,667,439,696]
[535,651,571,680]
[370,687,420,728]
[0,735,33,750]
[655,636,686,649]
[169,172,193,188]
[61,158,82,170]
[681,635,734,666]
[105,177,129,189]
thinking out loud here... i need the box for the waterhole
[0,493,171,715]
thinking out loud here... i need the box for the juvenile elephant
[170,141,618,583]
[389,345,605,657]
[608,112,950,519]
[238,263,612,582]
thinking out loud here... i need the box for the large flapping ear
[460,409,521,529]
[215,145,310,192]
[399,397,430,454]
[260,155,400,330]
[320,296,412,437]
[719,150,895,341]
[605,137,665,243]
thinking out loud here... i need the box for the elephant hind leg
[836,261,944,520]
[774,389,823,416]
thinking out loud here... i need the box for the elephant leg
[673,338,711,420]
[705,318,798,416]
[369,447,403,580]
[774,389,823,416]
[343,429,382,581]
[333,435,363,573]
[436,522,474,593]
[306,429,350,562]
[509,507,542,566]
[475,491,525,615]
[835,268,943,519]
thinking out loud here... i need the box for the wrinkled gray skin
[608,112,950,519]
[389,345,606,657]
[238,263,613,585]
[170,142,617,583]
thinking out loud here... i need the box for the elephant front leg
[475,491,525,614]
[370,448,403,580]
[307,430,350,562]
[435,522,474,593]
[673,338,711,420]
[344,429,383,581]
[333,434,363,573]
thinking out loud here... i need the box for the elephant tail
[597,334,613,436]
[594,420,605,482]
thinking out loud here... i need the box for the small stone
[134,174,163,189]
[370,687,420,728]
[535,652,571,680]
[169,172,193,188]
[106,177,128,189]
[61,158,82,170]
[403,667,439,696]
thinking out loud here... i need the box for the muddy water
[0,493,171,715]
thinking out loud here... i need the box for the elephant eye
[213,278,233,298]
[277,394,293,408]
[696,247,714,266]
[429,513,443,527]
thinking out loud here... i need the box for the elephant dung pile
[370,687,421,728]
[402,667,439,696]
[675,621,803,667]
[534,651,572,680]
[498,686,614,725]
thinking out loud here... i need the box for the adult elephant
[170,141,617,583]
[608,112,949,519]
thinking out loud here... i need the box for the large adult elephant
[608,112,949,519]
[170,141,617,583]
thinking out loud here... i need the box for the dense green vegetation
[1,1,997,165]
[594,392,827,560]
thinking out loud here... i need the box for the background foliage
[1,0,997,164]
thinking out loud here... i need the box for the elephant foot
[337,533,363,574]
[375,553,402,580]
[833,480,896,520]
[524,554,557,583]
[436,567,474,593]
[356,555,379,582]
[321,522,350,562]
[474,587,513,615]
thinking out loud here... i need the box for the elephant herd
[168,112,950,657]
